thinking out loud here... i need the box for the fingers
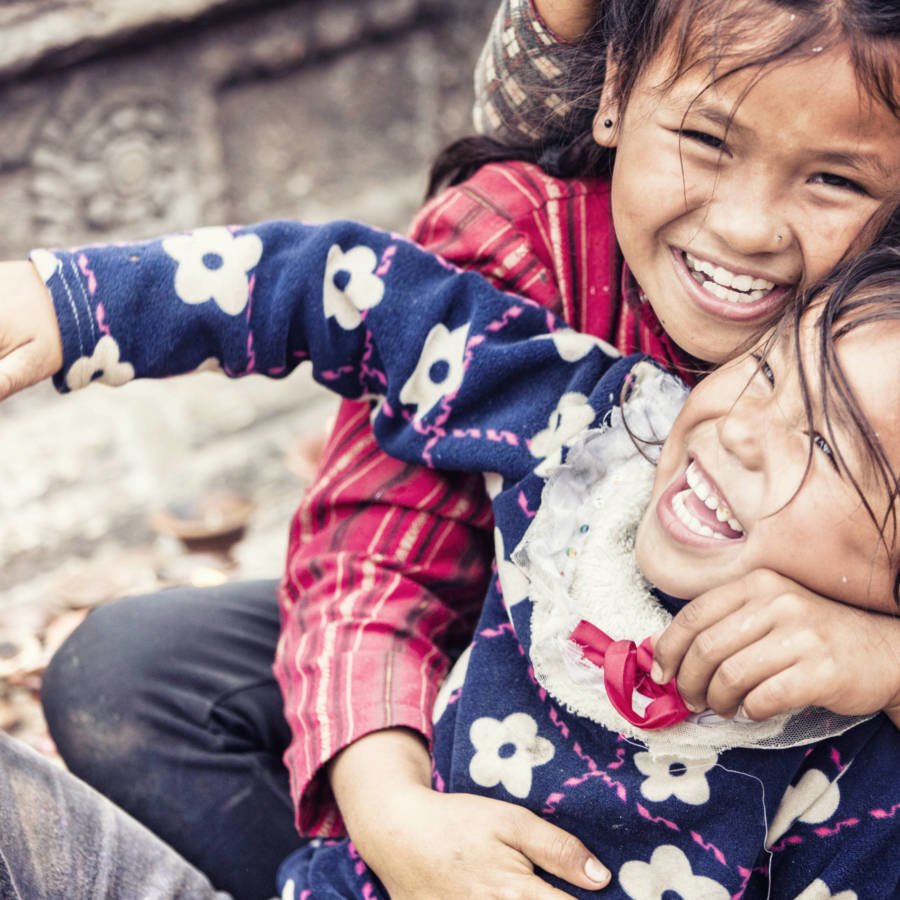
[652,569,883,719]
[0,260,65,401]
[669,607,778,714]
[652,576,757,684]
[0,346,36,402]
[509,807,610,891]
[739,664,814,721]
[651,570,823,716]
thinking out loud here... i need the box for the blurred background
[0,0,496,750]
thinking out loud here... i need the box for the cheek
[797,213,875,286]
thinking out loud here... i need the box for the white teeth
[682,461,745,536]
[684,252,776,303]
[673,490,728,540]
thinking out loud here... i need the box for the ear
[592,48,622,148]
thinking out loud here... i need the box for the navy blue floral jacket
[34,221,899,900]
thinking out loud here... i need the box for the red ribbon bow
[570,620,690,730]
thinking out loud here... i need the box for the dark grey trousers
[0,730,236,899]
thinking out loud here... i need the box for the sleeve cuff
[294,706,436,838]
[29,248,101,394]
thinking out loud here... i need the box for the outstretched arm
[28,220,623,483]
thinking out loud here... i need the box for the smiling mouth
[670,460,745,540]
[683,251,780,305]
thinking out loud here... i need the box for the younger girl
[23,219,900,898]
[4,0,898,894]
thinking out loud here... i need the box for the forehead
[645,2,896,118]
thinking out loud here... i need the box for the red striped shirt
[274,161,692,836]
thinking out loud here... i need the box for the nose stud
[775,232,784,242]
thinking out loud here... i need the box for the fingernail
[686,701,703,714]
[584,857,610,885]
[650,662,664,684]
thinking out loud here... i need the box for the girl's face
[596,38,899,364]
[634,314,900,611]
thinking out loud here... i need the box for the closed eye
[751,353,775,387]
[811,432,840,472]
[809,172,869,196]
[679,129,726,152]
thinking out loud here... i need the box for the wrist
[329,729,434,867]
[329,728,431,834]
[3,260,63,376]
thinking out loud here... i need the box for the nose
[705,169,788,257]
[716,391,766,470]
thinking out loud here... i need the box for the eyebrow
[810,150,894,184]
[684,104,893,183]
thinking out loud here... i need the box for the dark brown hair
[429,0,899,195]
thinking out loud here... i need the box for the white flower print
[494,527,529,609]
[767,768,842,847]
[539,329,620,363]
[163,226,263,315]
[529,392,595,476]
[322,243,385,329]
[399,322,470,421]
[30,249,61,283]
[633,751,718,805]
[65,335,135,390]
[433,644,473,724]
[795,879,857,900]
[469,712,554,799]
[619,844,730,900]
[281,878,295,900]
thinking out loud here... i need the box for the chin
[634,515,700,601]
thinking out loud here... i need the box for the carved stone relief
[0,0,490,257]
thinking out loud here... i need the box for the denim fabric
[41,580,302,900]
[0,730,235,899]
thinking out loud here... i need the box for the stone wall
[0,0,497,597]
[0,0,494,258]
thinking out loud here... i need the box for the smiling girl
[0,0,897,896]
[15,217,898,898]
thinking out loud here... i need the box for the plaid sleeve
[275,396,494,836]
[473,0,599,143]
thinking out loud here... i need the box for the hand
[534,0,600,41]
[651,569,900,723]
[330,729,610,898]
[0,260,63,400]
[362,786,612,899]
